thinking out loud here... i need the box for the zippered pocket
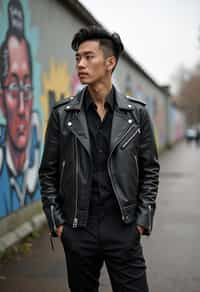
[121,128,141,149]
[50,205,57,234]
[134,155,139,178]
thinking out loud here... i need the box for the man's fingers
[136,225,144,235]
[56,225,64,237]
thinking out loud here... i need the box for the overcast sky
[80,0,200,87]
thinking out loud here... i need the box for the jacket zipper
[107,158,125,221]
[134,155,139,178]
[49,205,57,251]
[107,126,140,221]
[50,205,57,234]
[107,126,138,221]
[121,128,141,149]
[73,137,78,228]
[60,160,66,193]
[148,205,152,233]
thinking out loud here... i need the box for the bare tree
[174,70,200,125]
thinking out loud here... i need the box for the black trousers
[61,205,149,292]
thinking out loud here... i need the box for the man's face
[75,40,111,85]
[3,36,33,151]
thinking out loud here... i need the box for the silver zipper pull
[73,217,78,228]
[50,235,55,251]
[121,128,141,149]
[50,205,57,234]
[148,205,152,232]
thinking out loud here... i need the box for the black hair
[8,0,25,37]
[71,25,124,62]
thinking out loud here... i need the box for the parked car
[185,128,197,142]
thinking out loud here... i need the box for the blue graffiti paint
[0,0,42,217]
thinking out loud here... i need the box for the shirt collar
[84,87,115,112]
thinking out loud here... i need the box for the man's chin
[14,136,29,151]
[79,77,94,85]
[79,79,89,85]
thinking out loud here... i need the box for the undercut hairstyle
[71,25,124,64]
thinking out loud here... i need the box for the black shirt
[84,88,116,209]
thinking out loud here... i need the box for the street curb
[0,213,47,253]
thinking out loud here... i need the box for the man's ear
[106,56,117,72]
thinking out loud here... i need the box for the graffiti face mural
[3,36,33,153]
[0,0,41,216]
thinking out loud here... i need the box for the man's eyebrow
[76,51,95,56]
[23,74,31,82]
[10,73,19,83]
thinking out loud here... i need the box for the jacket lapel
[110,110,128,152]
[64,88,91,158]
[110,89,137,153]
[70,108,91,158]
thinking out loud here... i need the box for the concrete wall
[0,0,185,221]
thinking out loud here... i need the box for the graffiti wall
[169,105,186,144]
[40,61,71,137]
[0,0,42,217]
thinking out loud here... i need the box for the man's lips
[78,72,88,77]
[17,124,26,135]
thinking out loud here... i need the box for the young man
[39,26,160,292]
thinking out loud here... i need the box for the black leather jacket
[39,87,160,236]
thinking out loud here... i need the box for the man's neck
[87,80,112,106]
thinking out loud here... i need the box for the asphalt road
[1,141,200,292]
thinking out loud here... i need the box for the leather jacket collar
[64,86,137,112]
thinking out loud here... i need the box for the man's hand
[56,225,64,238]
[136,225,144,235]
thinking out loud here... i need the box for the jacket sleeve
[39,109,65,237]
[136,107,160,235]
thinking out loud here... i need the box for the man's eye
[8,83,18,91]
[86,55,93,60]
[24,84,32,91]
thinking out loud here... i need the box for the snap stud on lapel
[128,119,133,124]
[128,104,132,108]
[68,121,72,127]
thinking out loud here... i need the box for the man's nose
[18,91,25,115]
[77,57,86,68]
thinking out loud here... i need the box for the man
[0,0,40,216]
[39,26,160,292]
